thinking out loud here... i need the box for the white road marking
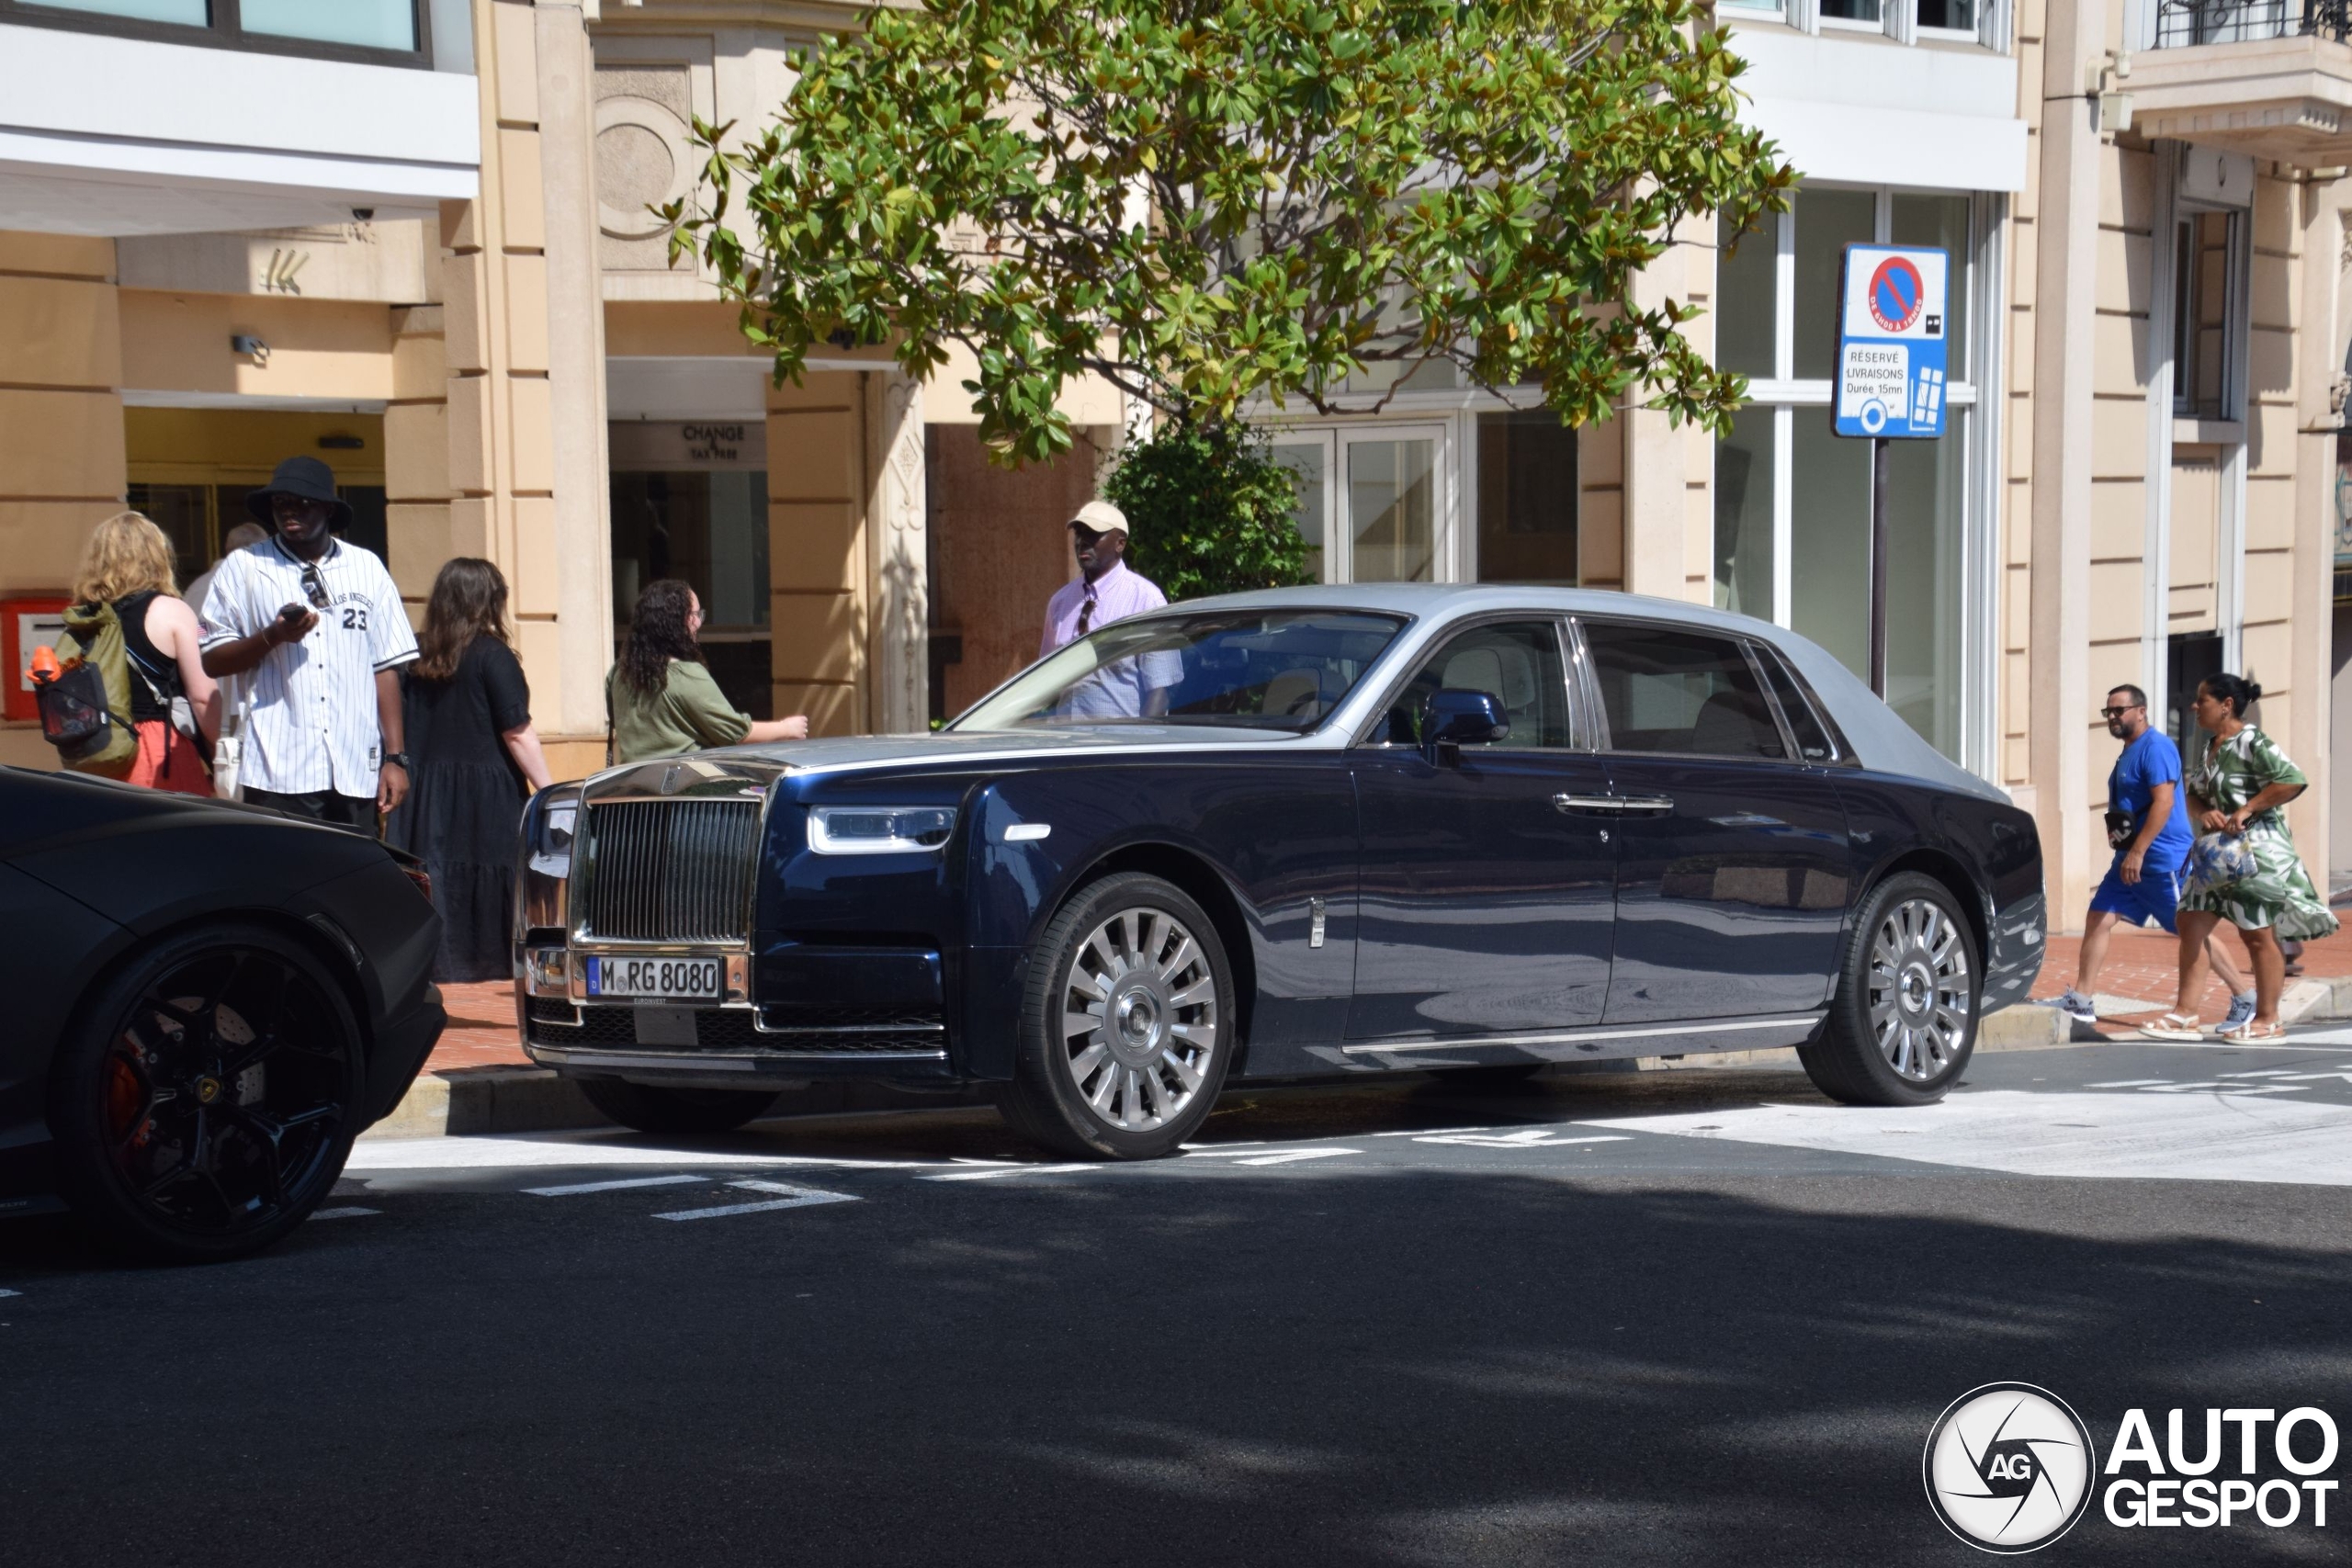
[524,1174,703,1197]
[1579,1089,2352,1185]
[919,1163,1096,1182]
[1371,1126,1498,1138]
[2086,1079,2173,1089]
[1414,1130,1633,1149]
[309,1206,380,1220]
[1233,1149,1360,1167]
[652,1179,859,1221]
[349,1134,939,1174]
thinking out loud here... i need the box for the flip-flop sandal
[2216,1020,2285,1043]
[2139,1012,2206,1042]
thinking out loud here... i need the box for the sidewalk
[2029,920,2352,1032]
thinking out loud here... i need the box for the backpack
[38,601,141,776]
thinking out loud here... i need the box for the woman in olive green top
[610,579,808,761]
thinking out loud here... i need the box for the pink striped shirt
[1039,561,1169,656]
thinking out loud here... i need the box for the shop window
[611,469,772,717]
[1709,186,1980,763]
[1475,412,1578,585]
[1916,0,1979,30]
[2174,209,2240,422]
[241,0,417,51]
[1348,439,1438,582]
[27,0,205,21]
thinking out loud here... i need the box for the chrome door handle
[1553,794,1621,813]
[1615,795,1675,813]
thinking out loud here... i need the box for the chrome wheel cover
[1057,906,1219,1132]
[1867,897,1972,1082]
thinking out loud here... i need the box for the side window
[1378,621,1572,748]
[1754,644,1839,762]
[1581,621,1786,760]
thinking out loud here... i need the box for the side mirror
[1420,689,1510,765]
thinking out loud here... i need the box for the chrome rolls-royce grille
[577,799,760,943]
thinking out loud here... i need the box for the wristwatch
[382,751,411,771]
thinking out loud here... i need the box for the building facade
[1,0,2347,935]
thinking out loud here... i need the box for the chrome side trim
[527,1043,950,1072]
[1338,1012,1824,1055]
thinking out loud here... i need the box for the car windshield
[953,610,1408,732]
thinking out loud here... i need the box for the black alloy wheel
[1002,871,1236,1159]
[1798,871,1981,1107]
[49,926,365,1262]
[578,1078,778,1135]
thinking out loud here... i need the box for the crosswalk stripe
[652,1179,858,1221]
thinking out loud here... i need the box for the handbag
[2185,830,2256,897]
[212,688,252,801]
[2104,808,2135,850]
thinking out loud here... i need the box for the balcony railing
[2155,0,2351,47]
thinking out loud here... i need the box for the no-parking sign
[1834,245,1948,439]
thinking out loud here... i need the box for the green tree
[670,0,1792,465]
[1103,421,1312,601]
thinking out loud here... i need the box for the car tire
[48,923,367,1263]
[1798,872,1980,1108]
[1001,872,1237,1159]
[579,1078,778,1135]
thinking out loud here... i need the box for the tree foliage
[1102,421,1314,602]
[670,0,1792,464]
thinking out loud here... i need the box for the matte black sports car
[0,768,445,1259]
[515,586,2044,1158]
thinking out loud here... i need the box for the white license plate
[586,955,722,1000]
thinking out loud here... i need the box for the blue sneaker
[2056,990,2098,1025]
[2221,992,2256,1031]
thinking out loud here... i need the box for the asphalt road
[6,1032,2352,1566]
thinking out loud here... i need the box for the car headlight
[807,805,956,855]
[517,783,584,935]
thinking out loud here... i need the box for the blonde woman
[71,511,220,795]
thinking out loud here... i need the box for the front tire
[1001,873,1236,1159]
[1798,872,1980,1107]
[48,924,366,1263]
[579,1078,778,1135]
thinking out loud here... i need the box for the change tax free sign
[1834,244,1950,439]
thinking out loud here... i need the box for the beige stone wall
[0,231,125,769]
[767,372,866,736]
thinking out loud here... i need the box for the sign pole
[1870,435,1889,698]
[1834,242,1948,706]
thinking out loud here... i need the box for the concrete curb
[364,983,2352,1139]
[361,1066,989,1140]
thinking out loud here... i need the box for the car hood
[582,726,1304,800]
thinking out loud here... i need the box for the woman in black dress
[387,558,554,982]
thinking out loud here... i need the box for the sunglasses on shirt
[300,563,330,610]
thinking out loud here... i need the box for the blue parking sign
[1834,244,1949,439]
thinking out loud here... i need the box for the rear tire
[49,924,366,1263]
[580,1078,777,1135]
[1798,872,1979,1107]
[1001,873,1236,1159]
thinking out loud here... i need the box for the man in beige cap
[1037,498,1180,716]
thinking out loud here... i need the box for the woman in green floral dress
[2147,673,2338,1043]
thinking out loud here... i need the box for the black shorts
[243,787,379,836]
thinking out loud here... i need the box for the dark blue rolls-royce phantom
[514,586,2044,1157]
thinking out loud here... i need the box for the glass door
[1269,422,1453,583]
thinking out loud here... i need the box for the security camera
[351,208,375,222]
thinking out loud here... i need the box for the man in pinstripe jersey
[198,457,418,835]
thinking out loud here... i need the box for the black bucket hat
[246,456,353,531]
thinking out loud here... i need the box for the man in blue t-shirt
[2058,683,2252,1028]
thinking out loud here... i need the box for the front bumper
[363,983,447,1127]
[514,942,956,1087]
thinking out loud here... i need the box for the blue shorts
[2090,860,2183,932]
